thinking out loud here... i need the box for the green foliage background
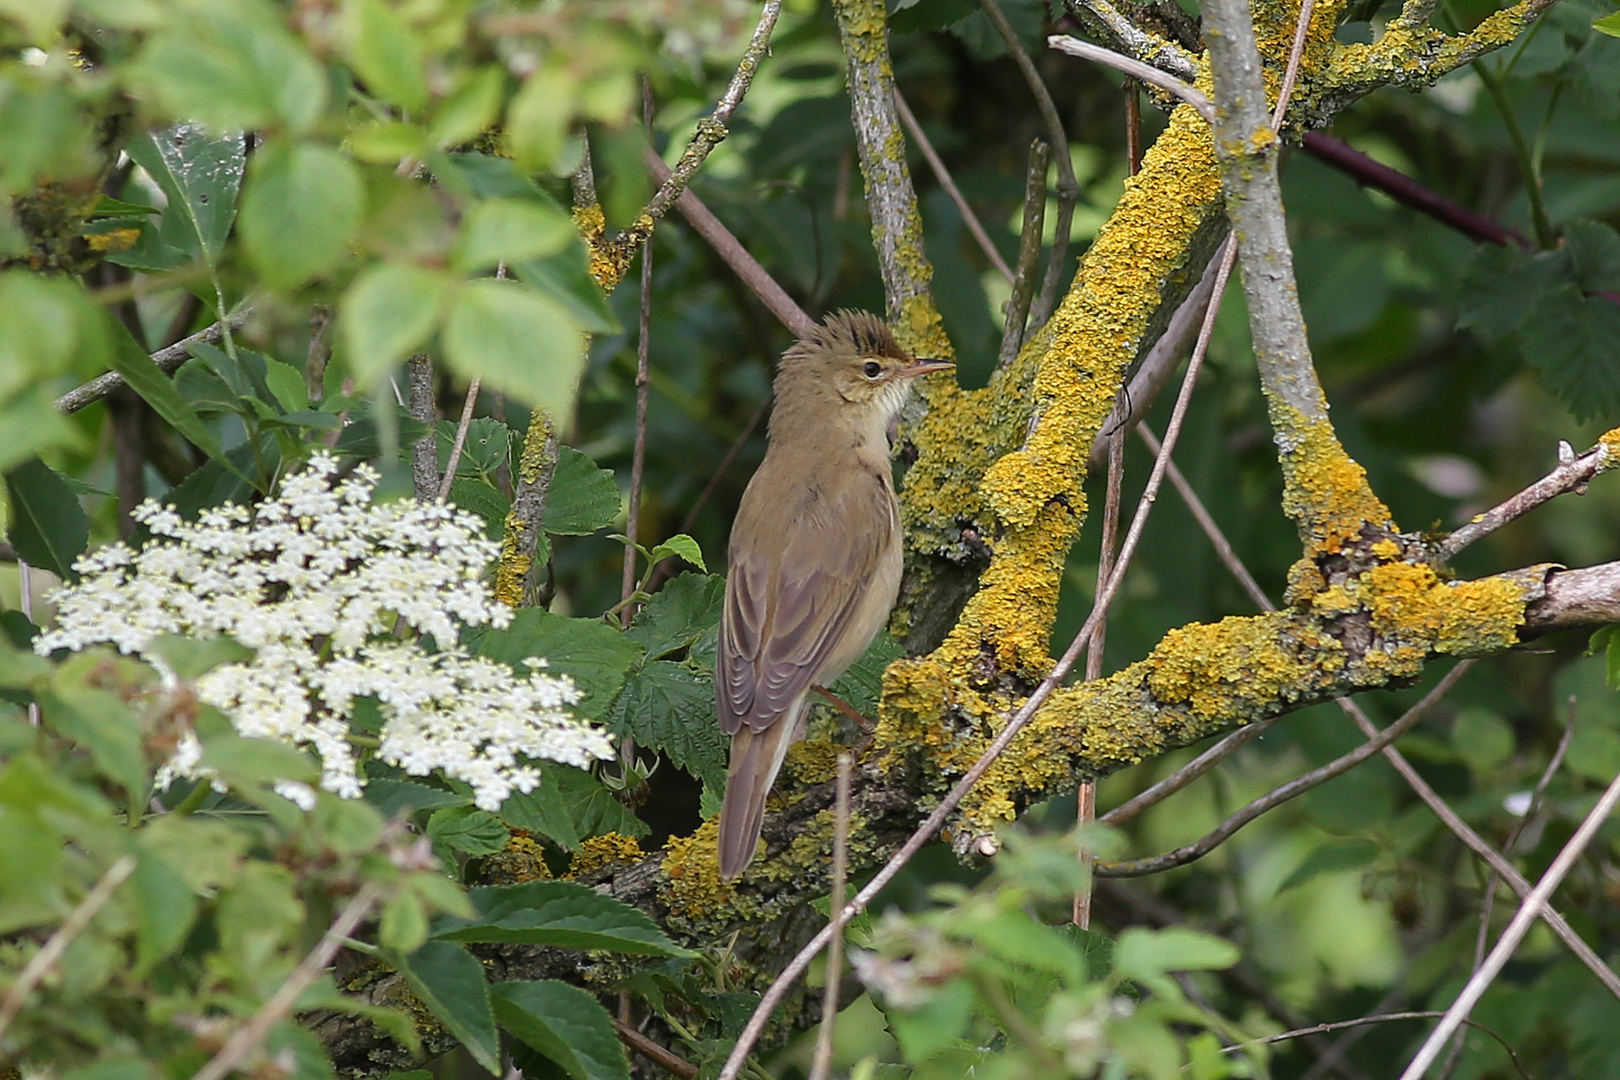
[2,0,1620,1077]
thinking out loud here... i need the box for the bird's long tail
[717,715,800,880]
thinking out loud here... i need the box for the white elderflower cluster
[36,452,613,810]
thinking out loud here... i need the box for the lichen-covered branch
[1064,0,1200,79]
[494,408,559,608]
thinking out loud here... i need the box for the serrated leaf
[1457,243,1569,339]
[602,662,725,788]
[828,632,905,717]
[1275,837,1382,895]
[647,533,705,573]
[241,140,363,290]
[263,359,308,414]
[545,446,620,535]
[426,806,511,856]
[497,782,582,850]
[435,881,692,957]
[442,278,587,419]
[544,764,648,839]
[363,777,470,819]
[627,574,725,661]
[338,263,449,388]
[437,417,511,478]
[448,477,510,541]
[1519,284,1620,420]
[1565,219,1620,293]
[491,980,631,1080]
[475,609,643,720]
[125,126,245,266]
[389,940,501,1074]
[4,458,88,579]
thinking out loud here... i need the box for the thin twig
[1223,1012,1530,1080]
[809,754,854,1080]
[190,883,383,1080]
[1271,0,1317,127]
[718,232,1231,1080]
[645,150,815,337]
[436,377,482,502]
[55,309,252,414]
[1063,0,1200,79]
[978,0,1081,327]
[1400,765,1620,1079]
[623,157,656,625]
[892,89,1013,283]
[613,1018,699,1079]
[1438,436,1618,559]
[1047,36,1216,126]
[999,139,1050,365]
[1098,662,1473,877]
[0,855,136,1038]
[1074,426,1124,926]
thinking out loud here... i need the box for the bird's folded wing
[718,478,893,735]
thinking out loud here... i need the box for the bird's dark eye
[861,361,882,378]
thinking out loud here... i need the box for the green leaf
[338,262,450,388]
[125,127,245,266]
[887,980,975,1062]
[447,477,510,541]
[390,940,501,1074]
[186,339,271,404]
[491,980,631,1080]
[545,446,621,535]
[453,197,574,275]
[475,609,643,719]
[263,359,308,414]
[1456,244,1566,340]
[829,633,905,718]
[1567,726,1620,783]
[45,669,148,805]
[103,315,256,489]
[1113,927,1239,993]
[4,457,88,579]
[240,140,363,289]
[510,236,619,334]
[380,891,431,955]
[438,417,511,478]
[648,534,705,573]
[1453,707,1516,776]
[442,279,587,418]
[1565,219,1620,293]
[430,65,505,148]
[363,777,470,819]
[627,574,725,661]
[198,732,320,788]
[0,386,81,473]
[1519,284,1620,421]
[544,765,649,840]
[435,881,693,957]
[496,783,582,850]
[602,662,726,789]
[0,271,107,397]
[1275,837,1382,895]
[348,0,427,111]
[132,850,199,974]
[426,806,511,856]
[1597,10,1620,37]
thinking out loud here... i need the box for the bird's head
[775,311,954,435]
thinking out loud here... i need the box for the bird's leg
[812,685,873,733]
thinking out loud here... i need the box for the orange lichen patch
[659,819,735,927]
[569,833,645,878]
[1357,561,1531,656]
[1271,406,1395,554]
[784,740,845,787]
[1145,612,1327,719]
[485,834,553,883]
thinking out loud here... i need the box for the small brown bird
[716,311,953,879]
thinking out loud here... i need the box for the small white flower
[39,452,612,809]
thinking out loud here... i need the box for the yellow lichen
[485,834,552,883]
[1269,405,1394,555]
[569,833,646,878]
[1598,426,1620,469]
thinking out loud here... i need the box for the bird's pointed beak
[897,357,955,379]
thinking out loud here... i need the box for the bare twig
[809,754,854,1080]
[1047,36,1215,125]
[1063,0,1200,79]
[191,884,383,1080]
[1438,436,1618,559]
[999,139,1050,365]
[436,377,482,502]
[1224,1012,1530,1080]
[1098,662,1473,877]
[622,181,656,624]
[1271,0,1316,126]
[645,150,815,337]
[1400,766,1620,1079]
[613,1018,699,1079]
[56,309,252,414]
[0,855,136,1039]
[893,89,1013,283]
[978,0,1081,327]
[306,305,331,403]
